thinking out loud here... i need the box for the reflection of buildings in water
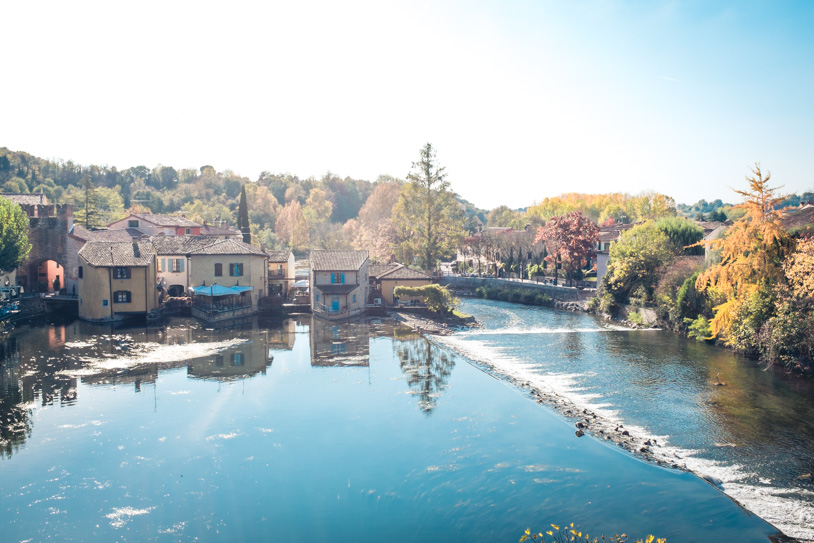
[187,331,273,381]
[394,333,455,414]
[266,318,296,352]
[309,317,370,367]
[0,336,28,458]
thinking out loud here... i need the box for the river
[0,306,808,541]
[440,298,814,541]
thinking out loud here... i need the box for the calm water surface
[0,310,794,542]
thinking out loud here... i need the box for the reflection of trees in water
[0,337,30,458]
[394,334,455,414]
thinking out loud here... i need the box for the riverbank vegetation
[596,165,814,375]
[474,285,553,307]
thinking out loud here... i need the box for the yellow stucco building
[77,241,159,322]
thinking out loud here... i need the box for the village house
[267,250,295,298]
[369,263,433,305]
[150,235,220,297]
[108,213,203,237]
[77,241,159,322]
[187,238,269,320]
[310,250,369,320]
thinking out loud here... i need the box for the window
[113,291,132,303]
[128,220,139,228]
[316,293,320,302]
[114,267,131,279]
[214,263,223,276]
[78,266,83,278]
[171,258,184,272]
[157,259,164,272]
[102,299,109,307]
[231,352,244,366]
[185,228,192,234]
[352,294,357,303]
[331,272,344,284]
[230,263,244,276]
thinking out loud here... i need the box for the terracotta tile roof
[79,241,155,267]
[188,238,267,256]
[783,207,814,231]
[1,193,48,206]
[267,250,291,263]
[127,213,201,228]
[310,250,368,271]
[200,223,240,236]
[69,225,135,242]
[370,263,401,278]
[378,265,432,280]
[151,235,219,255]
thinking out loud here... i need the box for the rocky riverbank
[391,309,478,336]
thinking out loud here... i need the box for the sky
[2,0,813,210]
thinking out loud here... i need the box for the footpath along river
[439,298,814,542]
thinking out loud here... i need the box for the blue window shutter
[161,258,166,271]
[331,274,335,284]
[180,259,184,272]
[341,273,345,284]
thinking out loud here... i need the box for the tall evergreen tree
[393,143,464,270]
[238,185,251,244]
[74,174,102,229]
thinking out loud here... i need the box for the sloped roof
[79,241,155,267]
[200,223,240,236]
[315,284,358,294]
[1,193,48,206]
[310,250,368,271]
[151,235,220,255]
[126,213,201,228]
[267,250,291,263]
[783,206,814,232]
[188,238,267,256]
[69,225,135,242]
[370,263,401,278]
[378,265,432,281]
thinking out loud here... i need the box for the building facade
[310,250,369,320]
[77,241,158,322]
[188,239,269,312]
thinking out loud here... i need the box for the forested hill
[0,146,486,253]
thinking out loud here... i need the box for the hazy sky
[2,0,813,209]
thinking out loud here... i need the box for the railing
[192,303,253,322]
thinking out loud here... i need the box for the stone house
[369,263,433,305]
[310,250,369,320]
[188,239,269,313]
[108,213,203,237]
[77,241,159,322]
[267,250,295,298]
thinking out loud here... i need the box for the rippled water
[440,298,814,541]
[0,312,793,541]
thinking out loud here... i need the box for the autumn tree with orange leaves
[534,211,598,286]
[695,164,794,344]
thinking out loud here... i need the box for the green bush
[685,315,713,342]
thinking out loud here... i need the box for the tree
[393,143,464,270]
[654,217,705,255]
[601,221,674,303]
[74,174,102,229]
[533,211,598,286]
[0,198,31,273]
[695,164,793,343]
[238,185,251,244]
[275,201,310,252]
[394,284,457,314]
[351,181,401,262]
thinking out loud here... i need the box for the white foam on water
[59,338,250,376]
[437,330,814,542]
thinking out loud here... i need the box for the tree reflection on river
[393,328,455,414]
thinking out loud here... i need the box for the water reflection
[0,337,29,458]
[310,317,370,367]
[393,328,455,414]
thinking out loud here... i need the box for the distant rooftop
[1,193,48,206]
[123,213,201,228]
[310,250,369,271]
[188,238,267,256]
[79,241,155,267]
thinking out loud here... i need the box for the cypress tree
[238,185,251,244]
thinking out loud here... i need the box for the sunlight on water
[447,298,814,542]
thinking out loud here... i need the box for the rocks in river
[621,430,630,436]
[575,421,587,429]
[797,473,811,481]
[700,474,724,489]
[575,429,585,437]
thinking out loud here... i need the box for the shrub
[685,315,713,342]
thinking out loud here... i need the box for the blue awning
[192,284,253,297]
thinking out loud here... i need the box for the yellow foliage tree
[695,164,794,341]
